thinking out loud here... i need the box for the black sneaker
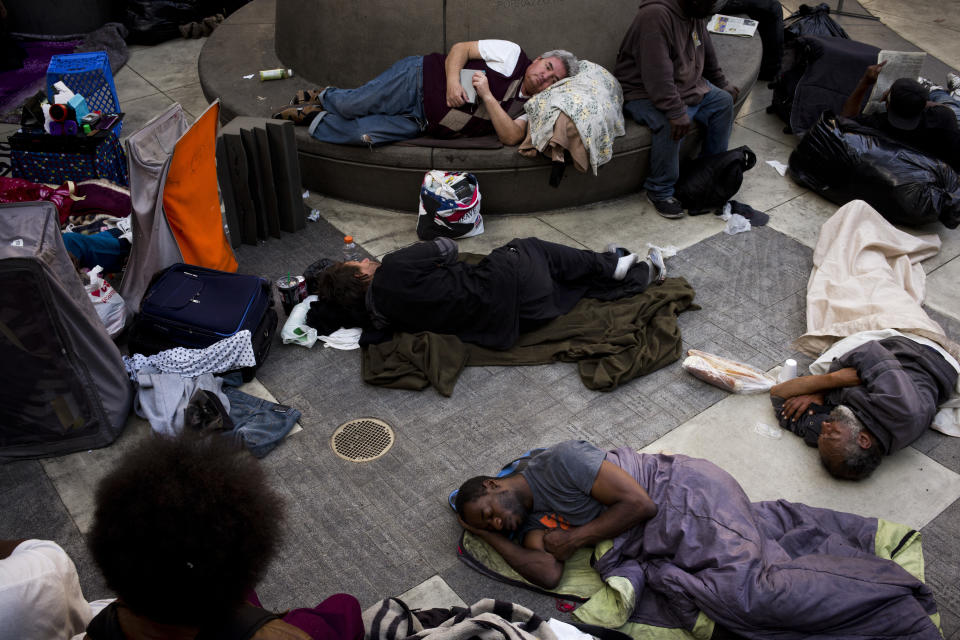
[605,243,633,258]
[645,193,684,219]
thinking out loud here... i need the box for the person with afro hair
[83,433,364,640]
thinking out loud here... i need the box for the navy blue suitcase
[128,263,277,379]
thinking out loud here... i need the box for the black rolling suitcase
[128,263,277,380]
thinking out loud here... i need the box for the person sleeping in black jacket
[306,237,666,350]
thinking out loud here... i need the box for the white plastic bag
[416,170,484,240]
[681,349,775,394]
[723,213,751,235]
[281,295,319,348]
[85,265,127,337]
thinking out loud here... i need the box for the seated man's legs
[688,82,734,156]
[723,0,784,80]
[623,100,681,203]
[309,55,426,146]
[928,88,960,125]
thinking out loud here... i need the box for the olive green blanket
[361,277,697,396]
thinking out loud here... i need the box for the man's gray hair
[825,405,882,480]
[540,49,579,77]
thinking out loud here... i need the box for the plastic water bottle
[342,236,361,262]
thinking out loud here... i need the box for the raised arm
[445,41,482,108]
[473,72,528,145]
[841,61,887,118]
[541,461,657,562]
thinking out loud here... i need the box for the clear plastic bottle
[342,235,361,262]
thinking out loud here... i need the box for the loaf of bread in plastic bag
[681,349,774,394]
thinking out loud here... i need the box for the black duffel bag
[675,145,757,213]
[788,112,960,229]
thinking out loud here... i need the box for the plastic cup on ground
[778,358,798,383]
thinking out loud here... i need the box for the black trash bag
[784,3,849,40]
[767,35,878,135]
[125,0,247,45]
[675,145,757,212]
[126,1,203,45]
[788,112,960,229]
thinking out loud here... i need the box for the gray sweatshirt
[614,0,729,119]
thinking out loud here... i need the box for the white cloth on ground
[0,539,93,640]
[545,619,595,640]
[319,327,363,350]
[809,329,960,437]
[522,60,625,174]
[134,370,230,436]
[794,200,959,361]
[123,330,257,382]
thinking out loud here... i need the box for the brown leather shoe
[271,104,324,126]
[291,88,326,107]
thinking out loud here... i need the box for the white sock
[613,254,637,280]
[642,257,658,285]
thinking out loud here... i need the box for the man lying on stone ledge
[273,40,578,146]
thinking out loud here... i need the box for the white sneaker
[917,76,943,92]
[947,72,960,93]
[646,246,667,283]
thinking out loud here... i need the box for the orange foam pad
[162,102,237,272]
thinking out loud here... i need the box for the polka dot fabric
[124,330,257,381]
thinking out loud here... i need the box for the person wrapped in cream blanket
[770,199,960,480]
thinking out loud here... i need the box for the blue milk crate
[46,51,122,137]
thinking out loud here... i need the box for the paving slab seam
[36,461,86,540]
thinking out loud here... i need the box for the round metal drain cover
[331,418,395,462]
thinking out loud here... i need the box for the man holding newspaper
[841,59,960,171]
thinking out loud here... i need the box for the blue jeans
[221,378,301,459]
[929,88,960,125]
[308,55,426,146]
[624,83,734,199]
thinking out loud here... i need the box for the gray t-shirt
[519,440,607,537]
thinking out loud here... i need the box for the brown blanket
[362,277,696,396]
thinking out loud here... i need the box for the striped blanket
[362,598,557,640]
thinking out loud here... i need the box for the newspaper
[706,14,758,37]
[862,50,927,115]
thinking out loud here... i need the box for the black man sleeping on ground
[770,332,959,480]
[454,439,942,638]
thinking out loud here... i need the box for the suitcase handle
[145,272,205,310]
